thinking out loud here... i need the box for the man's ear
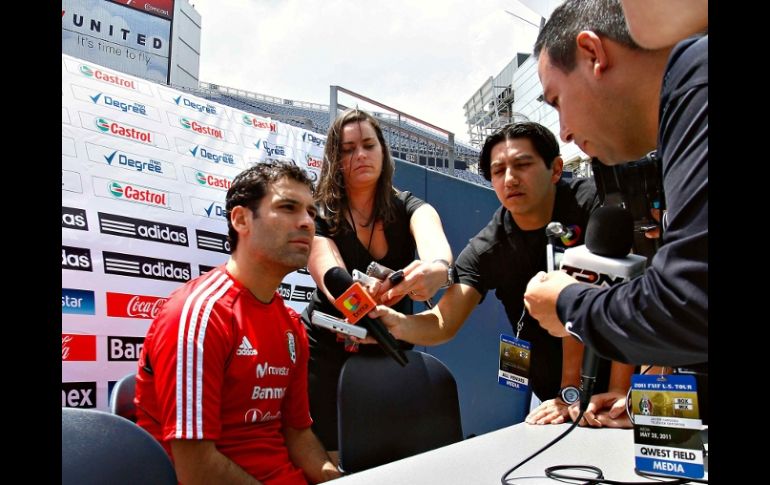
[229,205,251,234]
[575,30,609,78]
[551,157,564,184]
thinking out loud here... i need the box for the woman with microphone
[302,108,453,462]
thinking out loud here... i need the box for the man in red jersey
[135,162,340,484]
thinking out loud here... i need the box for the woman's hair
[315,108,397,235]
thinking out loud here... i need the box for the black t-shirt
[455,178,602,401]
[304,190,425,352]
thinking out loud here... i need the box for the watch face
[560,386,580,405]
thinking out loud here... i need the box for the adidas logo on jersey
[236,336,258,356]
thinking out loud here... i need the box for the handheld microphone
[545,221,573,240]
[545,222,572,272]
[559,206,646,410]
[323,267,408,366]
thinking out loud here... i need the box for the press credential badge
[631,374,705,479]
[498,334,530,392]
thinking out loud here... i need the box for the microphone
[545,221,573,272]
[559,205,647,410]
[323,267,408,366]
[545,221,573,240]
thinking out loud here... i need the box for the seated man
[135,163,340,484]
[373,122,634,426]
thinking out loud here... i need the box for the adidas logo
[236,336,258,356]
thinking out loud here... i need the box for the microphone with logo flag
[323,267,408,366]
[560,205,647,410]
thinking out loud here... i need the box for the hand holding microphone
[323,267,408,366]
[376,259,453,306]
[524,271,577,338]
[364,262,407,305]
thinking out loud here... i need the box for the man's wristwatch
[559,385,581,405]
[432,259,454,289]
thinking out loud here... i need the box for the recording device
[560,205,647,410]
[366,261,393,279]
[545,222,572,240]
[311,311,368,339]
[545,222,572,272]
[352,269,379,287]
[323,267,409,366]
[366,261,405,285]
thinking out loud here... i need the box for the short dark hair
[225,162,314,252]
[479,122,560,180]
[534,0,640,72]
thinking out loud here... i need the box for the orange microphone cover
[333,281,377,324]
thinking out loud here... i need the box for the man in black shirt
[373,122,634,426]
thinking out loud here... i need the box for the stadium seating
[172,82,491,187]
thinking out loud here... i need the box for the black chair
[337,350,463,473]
[62,408,177,485]
[109,372,137,422]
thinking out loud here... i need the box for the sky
[191,0,543,145]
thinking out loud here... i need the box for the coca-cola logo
[62,335,72,360]
[127,295,168,318]
[106,292,168,319]
[62,334,96,361]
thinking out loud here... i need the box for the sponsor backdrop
[62,0,173,84]
[62,53,325,410]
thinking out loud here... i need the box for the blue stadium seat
[109,373,137,422]
[62,408,177,485]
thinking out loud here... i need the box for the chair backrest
[337,350,463,473]
[62,408,177,485]
[109,372,137,422]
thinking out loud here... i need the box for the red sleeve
[280,308,313,429]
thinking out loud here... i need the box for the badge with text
[631,374,705,479]
[498,334,530,392]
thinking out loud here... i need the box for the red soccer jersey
[136,266,312,484]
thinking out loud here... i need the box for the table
[332,422,702,484]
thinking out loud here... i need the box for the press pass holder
[497,334,531,393]
[631,374,707,481]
